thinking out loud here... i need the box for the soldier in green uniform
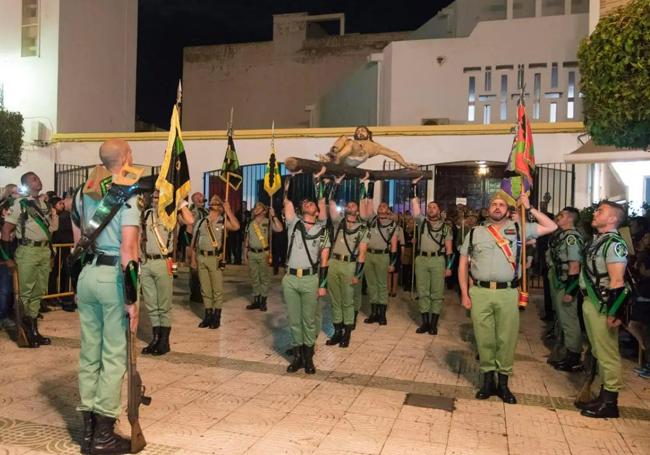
[547,207,584,372]
[283,176,330,374]
[410,177,453,335]
[244,202,283,311]
[323,175,368,348]
[458,193,556,404]
[189,195,240,329]
[576,201,629,418]
[1,172,58,348]
[186,192,208,302]
[140,191,193,356]
[72,139,141,454]
[359,181,398,325]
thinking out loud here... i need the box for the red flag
[499,102,535,204]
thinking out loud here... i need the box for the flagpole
[268,121,275,266]
[517,80,528,309]
[223,171,231,265]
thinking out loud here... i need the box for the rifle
[127,314,151,453]
[11,269,29,348]
[576,345,598,404]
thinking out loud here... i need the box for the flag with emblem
[499,100,536,204]
[220,126,242,191]
[156,103,191,231]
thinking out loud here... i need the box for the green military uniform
[460,220,539,376]
[414,216,452,315]
[548,228,583,358]
[193,214,225,313]
[328,216,368,327]
[74,189,140,419]
[188,204,208,303]
[579,231,627,393]
[141,208,173,327]
[246,218,271,302]
[5,196,57,319]
[364,215,397,307]
[283,217,329,349]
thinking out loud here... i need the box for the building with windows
[318,0,590,127]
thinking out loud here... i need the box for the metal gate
[532,163,575,215]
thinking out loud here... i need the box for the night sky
[136,0,453,129]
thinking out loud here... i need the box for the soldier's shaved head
[99,139,132,173]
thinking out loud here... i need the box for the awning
[565,139,650,163]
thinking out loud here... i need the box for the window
[484,67,492,92]
[468,77,476,122]
[549,102,557,123]
[567,71,576,119]
[500,74,508,120]
[21,0,39,57]
[571,0,589,14]
[542,0,565,16]
[483,105,492,125]
[533,73,541,119]
[513,0,536,18]
[551,62,558,88]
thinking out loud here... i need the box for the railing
[43,243,74,300]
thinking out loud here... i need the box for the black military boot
[210,309,222,329]
[415,313,430,334]
[33,317,51,345]
[554,351,583,372]
[377,305,387,325]
[198,309,213,328]
[496,373,517,404]
[287,346,304,373]
[141,326,161,354]
[80,411,94,454]
[303,345,316,374]
[475,372,496,400]
[339,325,354,348]
[429,313,440,335]
[91,414,130,454]
[246,295,261,310]
[364,304,378,324]
[259,296,268,312]
[581,389,619,418]
[575,386,604,411]
[326,323,343,346]
[151,327,171,356]
[22,317,40,348]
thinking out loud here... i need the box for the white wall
[0,0,61,138]
[385,14,588,126]
[57,0,137,133]
[319,62,378,127]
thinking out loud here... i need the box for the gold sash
[251,221,268,249]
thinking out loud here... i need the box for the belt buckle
[296,268,303,278]
[489,282,497,290]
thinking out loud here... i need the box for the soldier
[189,195,240,329]
[1,172,58,348]
[359,181,398,325]
[186,192,208,302]
[547,207,584,372]
[576,201,629,418]
[71,139,141,454]
[324,175,368,348]
[140,190,193,356]
[244,202,283,311]
[410,177,453,335]
[283,177,330,374]
[458,193,556,404]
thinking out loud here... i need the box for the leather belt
[368,248,389,254]
[199,249,222,256]
[145,254,166,260]
[475,279,518,290]
[19,239,50,247]
[249,247,269,253]
[84,253,119,267]
[332,253,356,262]
[417,251,445,257]
[288,267,317,277]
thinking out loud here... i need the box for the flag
[499,101,536,204]
[263,147,281,196]
[155,104,191,231]
[220,128,242,191]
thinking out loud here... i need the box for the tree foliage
[0,108,24,168]
[578,0,650,149]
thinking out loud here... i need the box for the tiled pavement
[1,265,650,454]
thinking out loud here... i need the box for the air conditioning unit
[30,120,49,144]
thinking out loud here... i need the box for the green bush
[578,0,650,149]
[0,108,24,168]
